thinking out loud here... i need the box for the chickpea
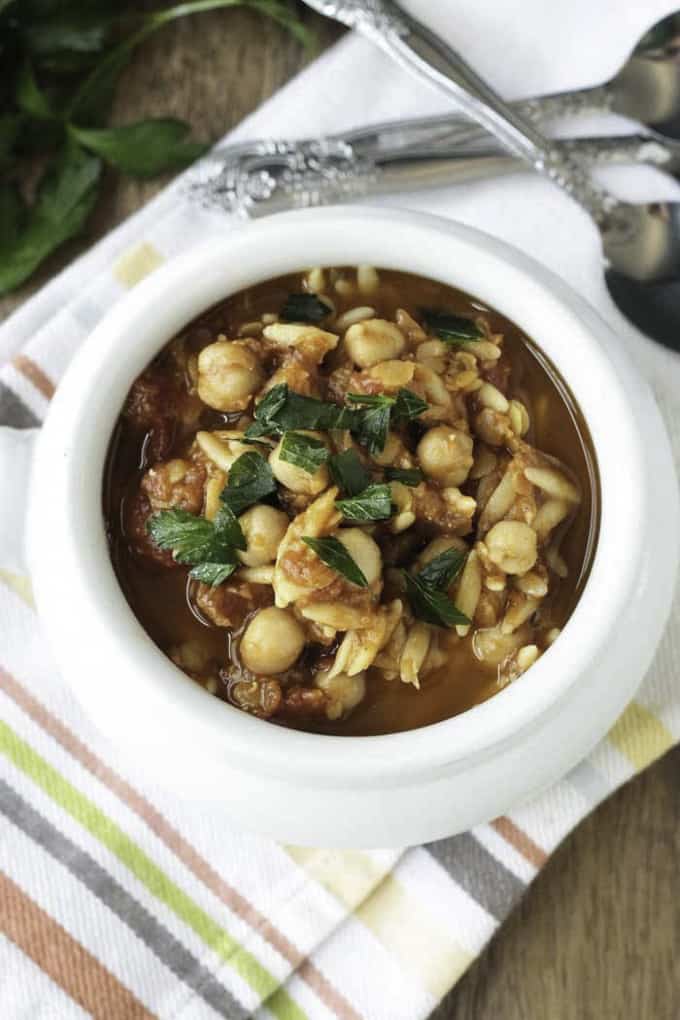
[269,431,330,495]
[371,432,404,467]
[240,607,305,675]
[336,528,382,586]
[315,669,366,720]
[485,521,537,575]
[197,340,262,412]
[344,319,405,368]
[237,505,289,567]
[417,426,474,486]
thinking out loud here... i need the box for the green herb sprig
[247,384,428,456]
[220,450,276,515]
[384,467,423,487]
[246,384,358,440]
[328,448,371,497]
[147,507,239,586]
[402,547,470,628]
[147,450,277,586]
[301,535,368,588]
[280,292,332,324]
[421,308,483,343]
[346,388,428,454]
[0,1,310,294]
[335,483,392,522]
[279,431,330,474]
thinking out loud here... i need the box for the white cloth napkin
[0,2,679,1018]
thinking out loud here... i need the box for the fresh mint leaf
[302,535,368,588]
[72,118,208,177]
[15,61,54,118]
[0,140,101,296]
[345,390,426,455]
[189,560,238,586]
[220,450,276,516]
[418,547,466,590]
[246,383,357,438]
[392,387,428,422]
[354,401,392,455]
[280,292,332,324]
[328,449,371,497]
[421,308,482,343]
[279,431,329,474]
[384,467,423,487]
[403,571,470,628]
[345,392,395,408]
[147,508,233,565]
[213,504,246,551]
[335,483,392,523]
[147,504,244,586]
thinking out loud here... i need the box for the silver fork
[189,132,677,217]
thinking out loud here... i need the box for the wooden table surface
[3,9,678,1017]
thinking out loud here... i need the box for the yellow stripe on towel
[0,570,34,607]
[357,874,473,999]
[285,847,388,910]
[608,701,674,771]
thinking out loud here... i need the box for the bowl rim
[28,206,651,784]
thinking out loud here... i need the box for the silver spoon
[301,1,680,351]
[373,8,680,154]
[191,9,680,192]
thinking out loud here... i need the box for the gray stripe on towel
[425,831,526,920]
[0,382,40,428]
[0,779,248,1020]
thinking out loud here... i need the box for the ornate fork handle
[193,140,379,217]
[188,131,678,218]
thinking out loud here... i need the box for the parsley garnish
[418,547,466,589]
[301,536,368,588]
[219,451,276,516]
[146,450,277,586]
[402,547,470,628]
[188,561,238,586]
[353,398,393,455]
[403,573,470,628]
[392,387,429,421]
[280,292,332,324]
[247,384,428,456]
[335,483,393,522]
[328,449,371,496]
[279,431,330,474]
[384,467,423,486]
[147,508,238,585]
[246,384,358,440]
[421,308,483,343]
[346,388,427,454]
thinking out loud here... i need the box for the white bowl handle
[0,426,39,574]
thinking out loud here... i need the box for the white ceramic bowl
[2,207,677,847]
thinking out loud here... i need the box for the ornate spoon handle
[313,0,619,224]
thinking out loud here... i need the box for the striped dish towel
[1,2,680,1017]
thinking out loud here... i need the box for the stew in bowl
[105,264,598,736]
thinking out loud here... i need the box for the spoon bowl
[612,11,680,137]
